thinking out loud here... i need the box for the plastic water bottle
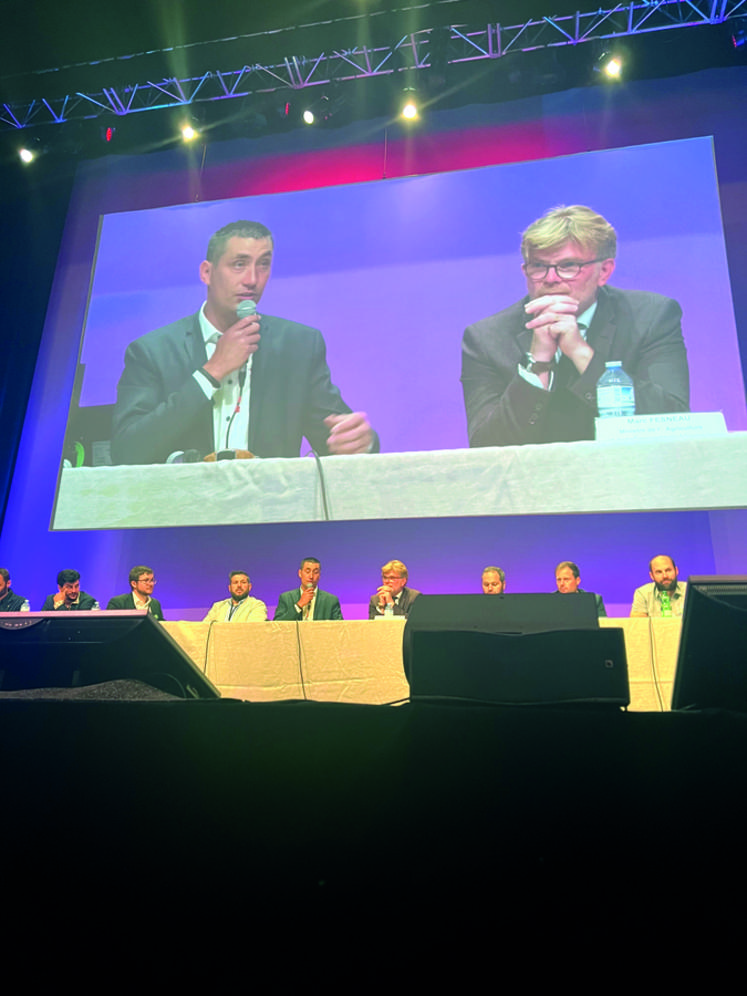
[596,361,635,418]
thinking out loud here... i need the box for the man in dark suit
[274,557,343,621]
[0,568,30,612]
[461,205,689,447]
[42,570,99,611]
[106,565,165,620]
[369,559,421,619]
[111,220,376,465]
[554,561,606,618]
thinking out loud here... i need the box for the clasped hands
[524,295,594,375]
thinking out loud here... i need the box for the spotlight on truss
[594,51,624,80]
[400,88,419,120]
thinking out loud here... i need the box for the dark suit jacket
[41,591,99,611]
[554,588,607,618]
[461,286,690,447]
[273,588,343,621]
[111,312,370,464]
[368,586,421,619]
[106,592,165,621]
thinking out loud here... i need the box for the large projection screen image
[53,136,747,530]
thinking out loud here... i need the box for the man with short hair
[112,219,376,464]
[554,560,607,617]
[0,568,30,612]
[481,566,506,594]
[106,566,165,620]
[203,571,267,623]
[273,557,343,621]
[461,204,690,446]
[631,555,687,617]
[41,570,99,611]
[369,560,421,618]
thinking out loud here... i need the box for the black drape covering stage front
[3,699,746,913]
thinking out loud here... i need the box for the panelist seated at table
[41,570,100,611]
[106,565,164,620]
[203,571,267,623]
[461,204,690,447]
[111,219,377,465]
[554,560,607,617]
[482,565,507,594]
[369,559,421,619]
[273,557,343,621]
[630,555,687,618]
[0,568,30,612]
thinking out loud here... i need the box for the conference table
[164,616,682,711]
[53,433,746,527]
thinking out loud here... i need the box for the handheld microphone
[236,299,258,392]
[237,299,257,320]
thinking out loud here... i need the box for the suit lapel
[187,313,208,368]
[586,288,616,365]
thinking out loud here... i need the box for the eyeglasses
[523,258,608,281]
[137,577,157,585]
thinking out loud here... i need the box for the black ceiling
[0,1,611,93]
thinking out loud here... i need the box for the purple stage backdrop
[77,136,743,455]
[1,70,745,618]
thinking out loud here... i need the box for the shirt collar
[576,300,598,335]
[198,302,222,345]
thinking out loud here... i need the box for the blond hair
[521,205,617,262]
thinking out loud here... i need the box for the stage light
[302,108,315,125]
[594,49,624,80]
[19,147,35,164]
[181,123,198,142]
[400,88,419,120]
[603,56,623,79]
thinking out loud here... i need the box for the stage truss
[1,0,745,132]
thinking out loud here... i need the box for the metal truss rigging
[2,0,745,132]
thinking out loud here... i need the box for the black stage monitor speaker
[0,611,219,699]
[671,575,747,712]
[407,628,629,708]
[404,594,624,707]
[405,592,600,634]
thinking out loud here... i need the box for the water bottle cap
[605,361,622,368]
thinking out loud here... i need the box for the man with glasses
[106,565,165,620]
[461,205,689,447]
[369,559,421,619]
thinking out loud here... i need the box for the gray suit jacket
[273,588,343,621]
[368,586,421,619]
[461,285,690,447]
[111,311,369,464]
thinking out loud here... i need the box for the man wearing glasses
[106,565,165,620]
[461,205,690,447]
[369,559,421,619]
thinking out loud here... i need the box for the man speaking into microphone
[273,557,343,621]
[110,220,376,464]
